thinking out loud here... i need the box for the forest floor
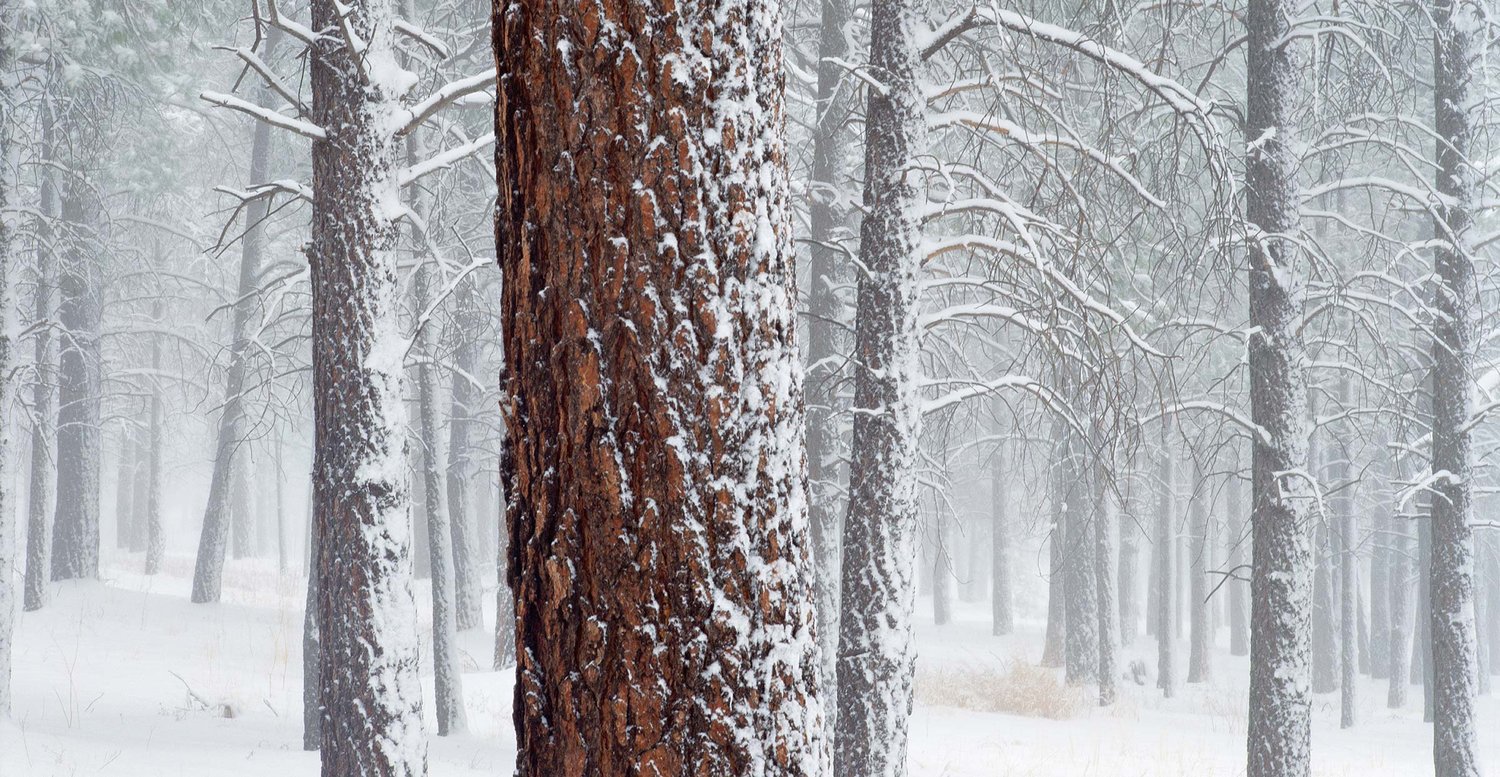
[3,554,1498,775]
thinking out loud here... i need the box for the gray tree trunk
[1429,0,1481,764]
[191,30,279,601]
[50,162,103,582]
[1389,514,1411,709]
[991,442,1013,636]
[444,274,482,632]
[805,0,853,712]
[308,2,425,772]
[1244,0,1315,761]
[415,259,465,736]
[1155,438,1176,698]
[24,94,57,611]
[1188,462,1212,684]
[833,0,925,763]
[1063,433,1098,686]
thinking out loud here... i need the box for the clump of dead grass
[916,660,1084,720]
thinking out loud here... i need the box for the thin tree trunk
[144,301,164,574]
[1371,507,1391,679]
[190,29,280,601]
[1119,474,1140,648]
[1188,462,1212,684]
[444,274,482,631]
[1229,471,1249,657]
[1156,437,1175,698]
[114,428,137,551]
[495,0,827,767]
[415,259,465,736]
[992,442,1013,636]
[24,94,57,611]
[50,167,103,583]
[1336,442,1357,727]
[805,0,853,713]
[1094,457,1117,706]
[1064,432,1098,686]
[1389,514,1411,709]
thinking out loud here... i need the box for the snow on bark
[308,1,426,773]
[494,0,826,767]
[1428,0,1481,765]
[1244,0,1314,762]
[832,0,926,765]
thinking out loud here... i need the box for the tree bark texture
[494,0,828,769]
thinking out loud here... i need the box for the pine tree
[494,0,826,767]
[1244,0,1315,761]
[1428,0,1481,764]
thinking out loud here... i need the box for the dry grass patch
[916,660,1084,719]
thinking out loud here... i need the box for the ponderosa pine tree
[1428,0,1481,765]
[1244,0,1315,764]
[493,0,826,769]
[24,92,57,612]
[307,0,425,772]
[832,0,925,765]
[190,30,279,603]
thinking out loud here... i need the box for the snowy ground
[4,554,1499,775]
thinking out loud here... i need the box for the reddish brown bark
[493,0,825,771]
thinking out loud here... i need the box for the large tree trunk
[494,0,826,768]
[308,2,425,773]
[190,33,278,601]
[1244,0,1314,763]
[1429,0,1481,765]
